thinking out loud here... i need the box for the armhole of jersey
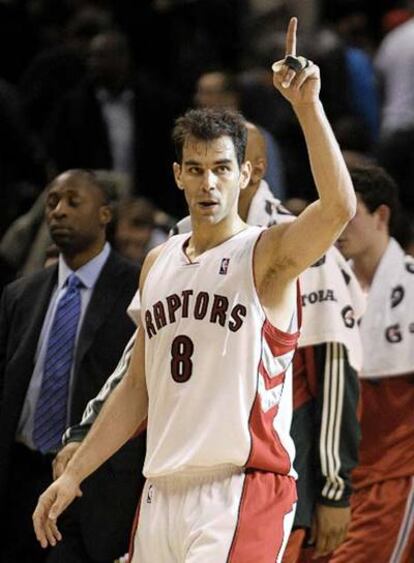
[251,229,301,349]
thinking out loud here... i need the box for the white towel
[297,245,365,371]
[175,180,365,371]
[359,238,414,378]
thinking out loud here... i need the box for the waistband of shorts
[147,464,244,488]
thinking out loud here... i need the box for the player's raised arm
[260,17,356,280]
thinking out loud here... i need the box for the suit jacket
[0,250,145,560]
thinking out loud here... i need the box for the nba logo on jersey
[146,485,153,504]
[219,258,230,275]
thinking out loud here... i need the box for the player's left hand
[310,503,350,558]
[272,17,320,107]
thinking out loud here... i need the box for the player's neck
[188,214,247,260]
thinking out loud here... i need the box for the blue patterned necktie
[33,273,83,453]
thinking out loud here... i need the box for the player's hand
[33,473,83,548]
[53,441,81,480]
[272,17,320,106]
[310,504,350,558]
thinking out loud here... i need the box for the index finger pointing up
[285,17,298,57]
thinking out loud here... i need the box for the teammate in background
[33,18,356,562]
[331,164,414,562]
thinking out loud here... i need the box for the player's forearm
[63,334,148,484]
[294,101,356,223]
[63,332,136,445]
[65,372,147,484]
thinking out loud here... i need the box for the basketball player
[33,17,356,562]
[53,124,363,563]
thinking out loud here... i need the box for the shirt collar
[96,88,134,104]
[58,242,111,290]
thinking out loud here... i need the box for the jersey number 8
[171,335,194,382]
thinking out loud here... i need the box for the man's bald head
[245,122,267,187]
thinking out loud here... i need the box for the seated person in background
[114,197,168,266]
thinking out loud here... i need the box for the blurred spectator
[112,0,247,103]
[20,5,113,141]
[334,115,372,155]
[320,0,376,53]
[375,1,414,135]
[0,1,39,83]
[303,27,379,143]
[194,69,286,200]
[114,197,168,266]
[0,78,49,235]
[376,125,414,215]
[46,30,179,216]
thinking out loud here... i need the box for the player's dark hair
[348,163,401,236]
[172,108,247,167]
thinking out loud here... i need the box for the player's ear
[376,203,391,229]
[173,162,184,190]
[239,161,252,191]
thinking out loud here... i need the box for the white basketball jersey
[141,226,299,479]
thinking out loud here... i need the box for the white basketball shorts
[129,465,297,562]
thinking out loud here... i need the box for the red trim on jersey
[246,392,291,474]
[246,323,293,474]
[227,471,297,562]
[259,360,285,389]
[128,490,143,561]
[263,318,299,352]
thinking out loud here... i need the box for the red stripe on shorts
[227,471,297,563]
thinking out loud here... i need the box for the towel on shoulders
[359,237,414,378]
[298,245,365,371]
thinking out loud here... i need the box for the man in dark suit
[46,30,183,219]
[0,169,145,562]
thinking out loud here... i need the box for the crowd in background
[0,2,414,562]
[0,0,414,281]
